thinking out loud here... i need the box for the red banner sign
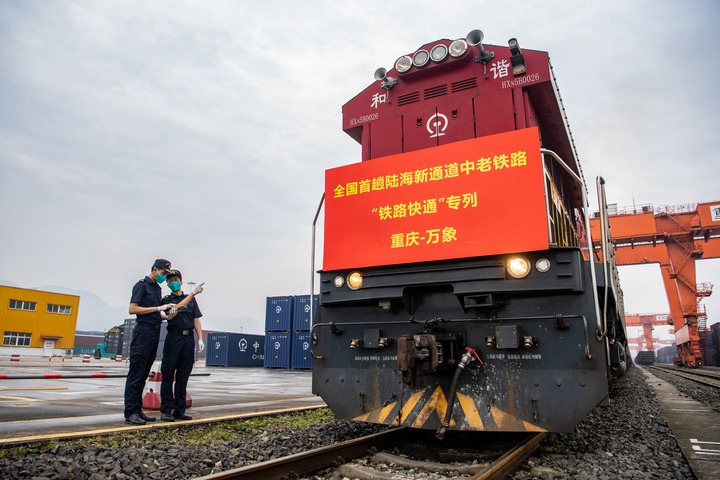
[323,127,549,270]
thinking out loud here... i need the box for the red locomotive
[311,29,628,434]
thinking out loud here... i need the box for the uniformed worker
[159,269,204,421]
[123,259,174,425]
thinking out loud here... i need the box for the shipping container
[265,296,294,332]
[634,350,655,365]
[292,295,318,331]
[122,318,166,361]
[156,326,168,360]
[122,318,135,359]
[206,332,265,367]
[291,331,312,369]
[656,345,676,364]
[74,335,104,347]
[706,346,720,366]
[264,332,291,368]
[105,327,124,355]
[708,323,720,348]
[73,346,97,356]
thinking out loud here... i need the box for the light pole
[187,281,195,294]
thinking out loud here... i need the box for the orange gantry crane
[625,313,672,352]
[590,202,720,366]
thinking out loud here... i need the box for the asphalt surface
[0,356,323,442]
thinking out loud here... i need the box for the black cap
[166,269,182,281]
[153,259,172,273]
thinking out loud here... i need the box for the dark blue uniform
[123,276,163,419]
[160,292,202,416]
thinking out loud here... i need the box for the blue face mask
[156,274,167,284]
[168,281,181,292]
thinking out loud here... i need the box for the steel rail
[470,432,547,480]
[196,429,547,480]
[0,404,327,447]
[0,372,210,380]
[651,364,720,380]
[649,365,720,389]
[194,427,410,480]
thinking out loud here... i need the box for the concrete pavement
[0,356,324,443]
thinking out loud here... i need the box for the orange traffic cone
[185,381,193,409]
[142,366,162,410]
[141,363,193,410]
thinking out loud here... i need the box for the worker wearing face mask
[158,269,204,421]
[124,258,174,425]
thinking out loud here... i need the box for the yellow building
[0,285,80,357]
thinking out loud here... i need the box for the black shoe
[160,413,175,422]
[173,413,192,421]
[125,413,146,425]
[138,411,156,422]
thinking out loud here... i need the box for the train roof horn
[466,29,495,64]
[374,67,397,90]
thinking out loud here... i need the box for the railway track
[0,404,328,446]
[1,403,546,479]
[649,364,720,389]
[196,428,547,480]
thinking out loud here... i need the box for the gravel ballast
[0,365,707,479]
[509,366,698,480]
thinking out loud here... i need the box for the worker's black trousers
[124,323,161,418]
[160,332,195,415]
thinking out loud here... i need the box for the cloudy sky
[1,0,719,335]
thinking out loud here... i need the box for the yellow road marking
[0,388,68,392]
[0,403,327,446]
[0,395,42,402]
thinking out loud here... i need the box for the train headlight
[507,257,531,279]
[347,271,363,290]
[535,258,551,273]
[430,44,448,62]
[412,49,430,67]
[395,56,412,73]
[333,275,345,288]
[449,39,468,57]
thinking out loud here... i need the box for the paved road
[0,356,322,440]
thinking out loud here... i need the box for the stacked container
[291,295,317,369]
[705,323,720,366]
[263,296,294,368]
[656,345,676,364]
[206,332,265,367]
[105,327,124,356]
[122,318,165,360]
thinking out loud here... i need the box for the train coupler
[397,334,442,387]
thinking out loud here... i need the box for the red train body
[311,29,628,434]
